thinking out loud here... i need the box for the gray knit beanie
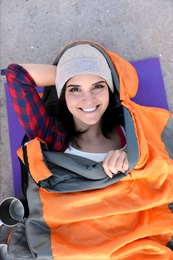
[55,44,114,97]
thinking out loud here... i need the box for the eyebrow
[66,80,107,88]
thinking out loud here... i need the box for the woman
[2,42,173,259]
[2,43,129,178]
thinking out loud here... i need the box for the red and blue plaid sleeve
[1,64,64,150]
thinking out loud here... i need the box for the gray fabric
[168,202,173,212]
[7,220,33,259]
[7,177,54,259]
[161,116,173,159]
[40,151,128,192]
[123,107,139,172]
[25,177,53,259]
[0,244,8,260]
[166,236,173,250]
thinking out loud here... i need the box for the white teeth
[82,106,97,112]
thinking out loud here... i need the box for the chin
[82,120,101,126]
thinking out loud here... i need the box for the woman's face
[65,74,109,130]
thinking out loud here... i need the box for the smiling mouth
[80,105,99,112]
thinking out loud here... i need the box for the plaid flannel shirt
[1,64,126,152]
[1,64,65,151]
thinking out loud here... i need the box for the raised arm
[20,64,56,87]
[1,64,57,146]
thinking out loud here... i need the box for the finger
[105,150,123,173]
[102,150,129,178]
[123,157,129,171]
[105,151,128,174]
[116,152,129,172]
[102,151,115,178]
[102,164,114,178]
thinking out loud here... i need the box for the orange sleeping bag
[7,42,173,259]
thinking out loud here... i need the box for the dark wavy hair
[56,84,124,148]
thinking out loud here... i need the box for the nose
[82,90,95,102]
